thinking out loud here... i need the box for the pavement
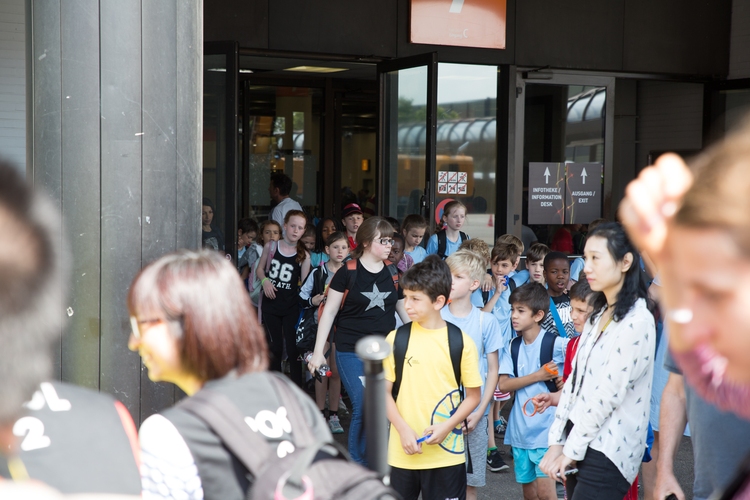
[319,388,696,500]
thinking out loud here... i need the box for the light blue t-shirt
[440,306,504,416]
[310,251,329,268]
[570,257,585,282]
[485,286,513,344]
[405,246,427,264]
[499,329,565,449]
[426,232,469,259]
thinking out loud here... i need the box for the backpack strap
[549,296,567,338]
[459,231,468,244]
[508,277,517,293]
[437,231,447,259]
[391,323,412,401]
[539,330,559,393]
[510,335,523,379]
[446,321,463,389]
[384,260,400,292]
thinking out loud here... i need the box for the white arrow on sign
[544,167,551,184]
[581,167,588,185]
[449,0,464,13]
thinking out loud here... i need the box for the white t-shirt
[269,197,302,227]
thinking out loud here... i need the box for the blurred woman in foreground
[128,250,329,500]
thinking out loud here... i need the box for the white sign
[437,170,467,198]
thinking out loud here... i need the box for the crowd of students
[220,192,660,500]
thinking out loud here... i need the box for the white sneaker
[329,415,344,434]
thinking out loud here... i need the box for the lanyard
[570,314,614,396]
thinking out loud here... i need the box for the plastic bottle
[303,352,332,381]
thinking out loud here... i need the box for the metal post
[356,335,391,479]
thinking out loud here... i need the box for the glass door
[378,53,438,228]
[203,42,239,261]
[511,72,614,252]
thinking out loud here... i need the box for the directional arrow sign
[529,163,564,224]
[565,163,602,224]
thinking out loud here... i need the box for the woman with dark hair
[128,250,329,500]
[201,197,225,251]
[308,216,410,465]
[540,222,656,500]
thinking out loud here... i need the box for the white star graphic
[361,283,391,312]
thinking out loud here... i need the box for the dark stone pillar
[27,0,203,424]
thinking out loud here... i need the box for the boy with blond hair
[443,250,504,499]
[384,256,482,500]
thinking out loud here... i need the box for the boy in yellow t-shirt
[384,255,482,500]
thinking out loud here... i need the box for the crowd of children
[224,199,656,500]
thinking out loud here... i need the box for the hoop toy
[544,364,559,376]
[522,397,541,417]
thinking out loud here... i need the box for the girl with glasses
[308,216,410,465]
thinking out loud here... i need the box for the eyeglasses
[377,238,395,246]
[129,316,162,340]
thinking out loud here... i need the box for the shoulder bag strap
[549,296,567,338]
[391,323,412,401]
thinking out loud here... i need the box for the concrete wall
[636,81,704,170]
[0,0,25,171]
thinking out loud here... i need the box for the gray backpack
[180,374,398,500]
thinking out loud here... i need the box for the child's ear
[434,295,447,310]
[534,309,546,323]
[469,279,481,292]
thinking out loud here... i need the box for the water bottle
[303,352,332,381]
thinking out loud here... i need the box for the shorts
[493,388,511,401]
[512,447,549,484]
[466,415,489,487]
[390,463,467,500]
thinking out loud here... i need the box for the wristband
[261,277,269,286]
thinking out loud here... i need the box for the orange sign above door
[411,0,506,49]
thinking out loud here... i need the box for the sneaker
[487,449,509,472]
[494,416,507,437]
[328,415,344,434]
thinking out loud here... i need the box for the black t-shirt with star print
[329,259,404,353]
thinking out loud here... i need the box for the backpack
[510,329,560,393]
[316,259,399,335]
[436,230,469,260]
[180,373,398,500]
[295,264,330,353]
[391,321,473,473]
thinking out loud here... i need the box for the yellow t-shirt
[384,321,483,470]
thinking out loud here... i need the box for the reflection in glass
[238,86,322,221]
[522,84,606,250]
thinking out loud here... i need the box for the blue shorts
[512,447,549,484]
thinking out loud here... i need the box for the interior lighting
[283,66,348,74]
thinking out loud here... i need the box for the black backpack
[391,321,473,473]
[436,230,469,260]
[180,373,397,500]
[510,329,560,393]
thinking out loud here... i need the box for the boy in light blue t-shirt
[443,250,504,499]
[498,283,565,500]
